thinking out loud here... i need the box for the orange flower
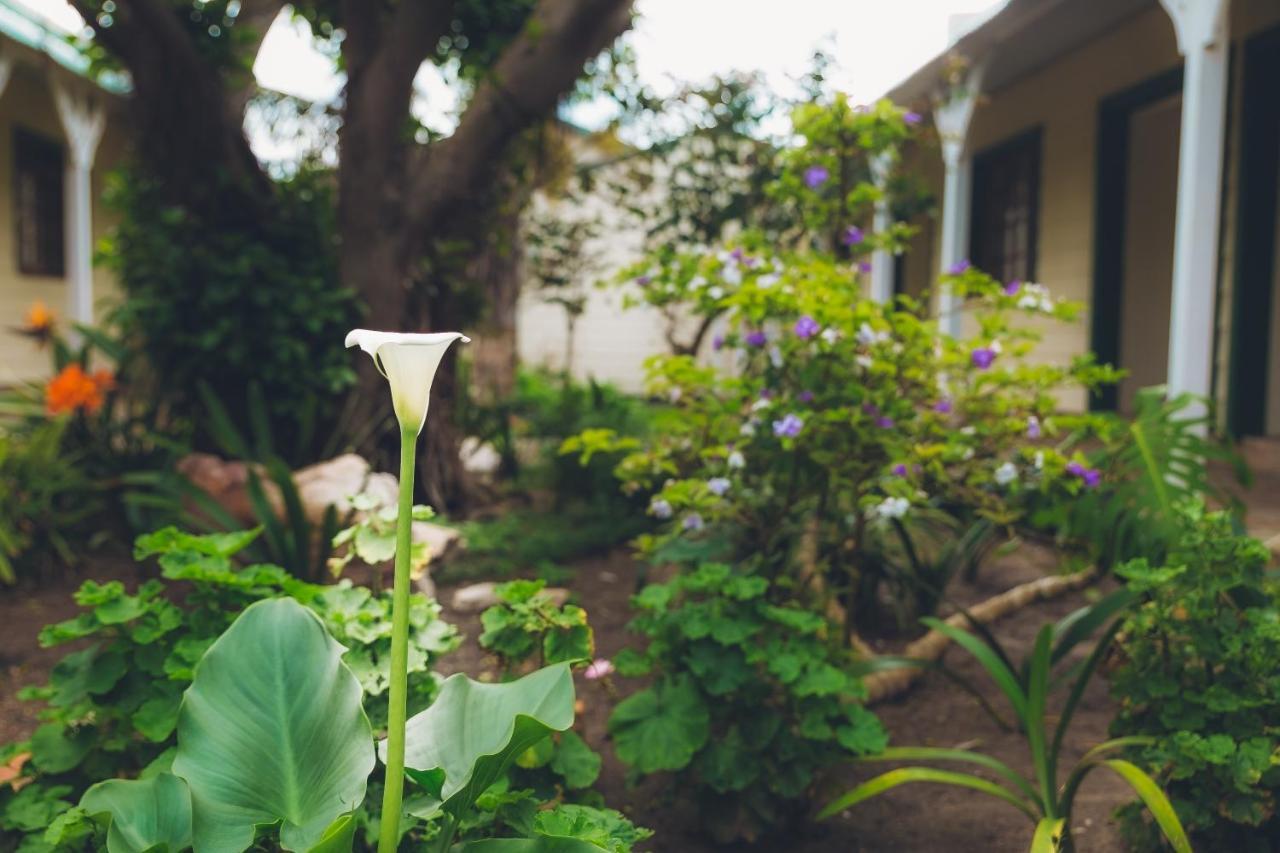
[17,301,54,345]
[90,368,116,394]
[45,364,105,415]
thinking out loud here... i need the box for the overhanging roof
[0,0,129,94]
[885,0,1157,106]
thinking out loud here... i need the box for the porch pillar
[52,80,106,328]
[932,64,985,336]
[1159,0,1231,402]
[869,151,895,304]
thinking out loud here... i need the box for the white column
[932,64,985,337]
[1159,0,1231,403]
[869,151,895,304]
[52,80,106,328]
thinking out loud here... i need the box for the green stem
[378,427,417,853]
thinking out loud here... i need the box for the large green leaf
[608,676,709,774]
[389,663,575,819]
[79,772,192,853]
[172,598,375,852]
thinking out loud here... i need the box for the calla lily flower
[345,329,470,436]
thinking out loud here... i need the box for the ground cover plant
[1108,502,1280,851]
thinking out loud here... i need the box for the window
[14,128,64,277]
[970,129,1041,283]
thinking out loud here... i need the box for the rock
[414,521,463,565]
[293,453,378,526]
[450,581,569,614]
[176,453,282,527]
[460,437,503,475]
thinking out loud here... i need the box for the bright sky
[16,0,1004,134]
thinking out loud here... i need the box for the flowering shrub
[1109,503,1280,850]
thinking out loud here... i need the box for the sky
[16,0,1004,136]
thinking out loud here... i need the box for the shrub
[1109,502,1280,850]
[608,561,888,841]
[101,165,357,458]
[0,527,458,850]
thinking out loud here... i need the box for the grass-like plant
[819,592,1192,852]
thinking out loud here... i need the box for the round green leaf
[80,772,192,853]
[608,676,709,773]
[387,663,574,819]
[172,597,375,852]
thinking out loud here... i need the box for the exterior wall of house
[0,63,126,386]
[901,0,1280,414]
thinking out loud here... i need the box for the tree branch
[405,0,634,237]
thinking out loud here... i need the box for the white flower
[707,286,725,300]
[669,387,683,403]
[727,450,746,469]
[689,275,707,290]
[769,346,783,368]
[751,396,772,412]
[857,322,889,346]
[722,264,743,286]
[994,462,1018,486]
[961,447,975,460]
[821,327,841,345]
[989,339,1003,354]
[757,273,780,289]
[855,355,873,370]
[740,421,757,437]
[649,498,673,519]
[872,496,910,520]
[345,330,469,436]
[707,477,732,496]
[1033,451,1045,470]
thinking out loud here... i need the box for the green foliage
[820,594,1191,853]
[609,562,887,841]
[1109,503,1280,850]
[0,418,101,584]
[330,492,436,583]
[479,580,595,671]
[445,508,645,583]
[0,528,458,851]
[101,165,357,461]
[1029,388,1248,569]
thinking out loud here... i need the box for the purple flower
[759,388,774,399]
[1026,415,1042,439]
[948,259,972,275]
[745,330,768,347]
[712,334,725,351]
[773,413,804,438]
[794,315,820,339]
[797,390,814,403]
[843,226,864,246]
[584,658,615,680]
[731,247,746,262]
[861,402,880,416]
[933,398,953,414]
[707,477,731,496]
[683,513,705,532]
[876,416,896,429]
[891,463,908,477]
[971,347,997,370]
[804,165,829,188]
[904,110,923,125]
[1003,280,1022,296]
[635,275,652,286]
[1065,461,1102,489]
[857,261,873,274]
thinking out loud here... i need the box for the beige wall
[0,63,127,385]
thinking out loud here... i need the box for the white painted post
[52,79,106,328]
[869,151,895,304]
[1159,0,1231,405]
[932,64,985,337]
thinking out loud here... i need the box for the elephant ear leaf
[386,663,575,820]
[172,598,375,853]
[79,772,192,853]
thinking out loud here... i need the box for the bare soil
[2,545,1130,852]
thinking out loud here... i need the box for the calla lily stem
[378,425,418,853]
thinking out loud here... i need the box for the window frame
[13,126,66,278]
[969,126,1043,284]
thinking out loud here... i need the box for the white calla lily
[345,329,470,436]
